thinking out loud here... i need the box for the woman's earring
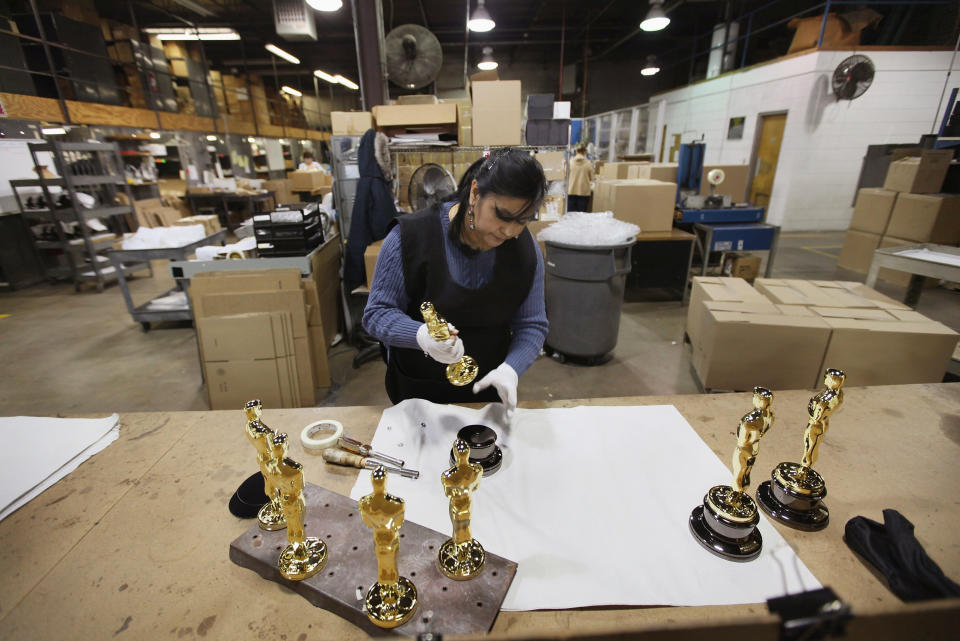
[468,208,475,230]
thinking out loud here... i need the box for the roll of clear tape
[300,419,344,452]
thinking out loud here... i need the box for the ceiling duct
[274,0,318,41]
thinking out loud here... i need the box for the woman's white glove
[415,322,464,364]
[473,363,518,420]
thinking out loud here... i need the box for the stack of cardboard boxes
[686,276,958,391]
[535,150,567,222]
[189,238,341,409]
[839,150,959,285]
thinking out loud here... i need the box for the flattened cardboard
[206,359,285,410]
[471,81,522,146]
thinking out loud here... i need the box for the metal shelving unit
[13,140,150,291]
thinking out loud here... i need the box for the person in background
[567,143,594,212]
[298,151,321,171]
[362,148,549,421]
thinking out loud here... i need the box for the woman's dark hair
[450,148,547,242]
[302,151,314,160]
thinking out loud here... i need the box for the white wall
[648,50,958,231]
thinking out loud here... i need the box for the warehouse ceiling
[92,0,959,95]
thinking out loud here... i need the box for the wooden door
[749,113,787,208]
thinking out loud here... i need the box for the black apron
[384,205,536,405]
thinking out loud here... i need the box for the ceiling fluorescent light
[149,132,162,139]
[641,55,660,76]
[477,46,498,71]
[334,74,359,90]
[170,0,215,17]
[306,0,343,11]
[640,0,670,32]
[468,0,495,33]
[265,44,301,65]
[41,127,67,135]
[152,27,240,40]
[206,134,218,141]
[281,85,303,97]
[314,69,337,83]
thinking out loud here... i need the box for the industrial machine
[674,142,779,278]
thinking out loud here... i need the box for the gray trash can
[543,238,634,361]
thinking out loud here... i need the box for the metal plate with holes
[229,483,517,637]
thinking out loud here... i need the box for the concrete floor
[1,232,958,415]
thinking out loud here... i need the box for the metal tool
[338,436,405,468]
[322,448,419,479]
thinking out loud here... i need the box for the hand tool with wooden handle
[337,436,405,468]
[321,448,419,479]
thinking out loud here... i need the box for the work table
[1,384,958,639]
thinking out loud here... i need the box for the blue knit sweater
[362,203,548,375]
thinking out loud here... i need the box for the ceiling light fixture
[306,0,343,11]
[247,137,257,143]
[477,46,498,71]
[147,27,240,41]
[641,55,660,76]
[314,69,337,83]
[334,74,359,90]
[41,127,67,135]
[206,134,218,141]
[265,43,300,65]
[281,85,303,97]
[149,132,162,139]
[640,0,670,32]
[468,0,495,33]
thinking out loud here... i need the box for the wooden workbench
[1,384,959,639]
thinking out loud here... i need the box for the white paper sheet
[0,415,120,521]
[349,401,821,611]
[894,247,960,268]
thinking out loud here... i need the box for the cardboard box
[722,253,762,281]
[538,194,565,222]
[535,151,566,182]
[364,240,383,289]
[331,111,374,135]
[836,229,881,273]
[600,162,644,180]
[629,162,679,183]
[811,309,958,386]
[262,178,294,206]
[471,81,522,146]
[288,171,333,192]
[692,305,831,391]
[592,179,675,232]
[371,104,457,128]
[884,193,960,243]
[849,188,898,235]
[883,150,953,194]
[699,165,750,203]
[686,276,778,346]
[397,94,439,105]
[457,104,472,147]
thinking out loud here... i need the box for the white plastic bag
[535,211,639,247]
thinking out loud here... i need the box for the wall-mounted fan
[832,54,875,100]
[385,24,443,90]
[409,163,456,210]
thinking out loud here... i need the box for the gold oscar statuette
[358,466,418,629]
[690,387,773,560]
[757,369,846,531]
[438,439,486,580]
[266,432,327,581]
[420,301,479,386]
[243,400,285,531]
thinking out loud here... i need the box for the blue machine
[674,142,779,277]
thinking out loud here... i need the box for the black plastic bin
[543,238,634,361]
